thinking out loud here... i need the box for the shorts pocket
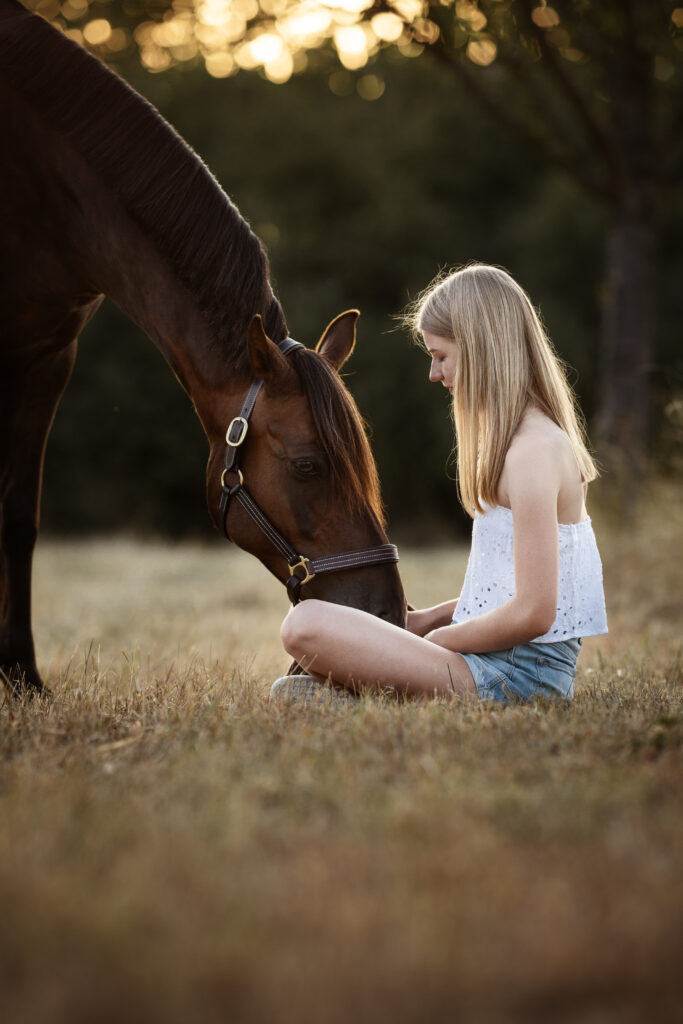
[535,655,575,698]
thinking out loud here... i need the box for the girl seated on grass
[274,263,607,704]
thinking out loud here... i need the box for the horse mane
[0,0,384,524]
[291,348,386,527]
[0,0,287,373]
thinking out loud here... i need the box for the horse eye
[293,459,318,477]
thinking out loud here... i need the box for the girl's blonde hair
[407,263,598,517]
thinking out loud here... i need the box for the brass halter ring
[288,555,316,586]
[221,467,244,488]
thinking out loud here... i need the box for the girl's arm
[406,598,459,636]
[426,438,562,654]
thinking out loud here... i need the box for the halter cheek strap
[219,336,399,604]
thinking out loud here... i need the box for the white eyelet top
[451,505,608,643]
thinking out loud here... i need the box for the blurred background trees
[25,0,683,538]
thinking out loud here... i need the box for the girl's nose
[429,361,441,383]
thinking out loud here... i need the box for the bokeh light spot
[466,35,496,66]
[531,4,560,29]
[83,19,112,46]
[357,73,385,100]
[328,69,354,95]
[371,12,403,43]
[334,24,368,70]
[205,50,235,76]
[250,31,284,64]
[264,47,294,82]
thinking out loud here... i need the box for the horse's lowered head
[205,311,406,626]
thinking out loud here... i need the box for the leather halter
[219,337,399,604]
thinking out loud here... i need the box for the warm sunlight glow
[371,12,403,43]
[140,44,173,71]
[531,3,560,29]
[281,7,333,43]
[205,50,236,75]
[232,0,260,19]
[250,31,284,63]
[264,47,294,81]
[151,18,193,48]
[234,38,261,67]
[104,28,130,52]
[34,0,508,82]
[357,72,385,100]
[334,23,368,69]
[392,0,424,21]
[61,0,87,20]
[413,18,439,44]
[63,26,84,45]
[83,18,111,45]
[455,1,486,32]
[260,0,288,13]
[325,0,374,13]
[467,35,496,66]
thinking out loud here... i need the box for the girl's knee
[280,599,325,656]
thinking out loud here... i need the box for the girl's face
[423,333,458,393]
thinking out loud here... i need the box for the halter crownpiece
[219,335,399,604]
[277,337,303,357]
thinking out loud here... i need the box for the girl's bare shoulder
[499,407,585,520]
[498,408,584,516]
[508,408,571,461]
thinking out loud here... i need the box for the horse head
[205,311,407,626]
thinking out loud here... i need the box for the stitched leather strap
[233,488,298,565]
[309,544,399,575]
[278,338,303,357]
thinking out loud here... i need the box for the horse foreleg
[0,343,77,697]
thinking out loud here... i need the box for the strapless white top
[451,505,608,643]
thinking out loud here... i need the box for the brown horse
[0,0,406,696]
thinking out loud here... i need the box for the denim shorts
[461,638,582,704]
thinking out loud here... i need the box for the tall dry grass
[0,482,681,1024]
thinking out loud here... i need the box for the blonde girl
[274,264,607,703]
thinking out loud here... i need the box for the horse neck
[43,117,258,436]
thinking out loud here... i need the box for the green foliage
[41,48,681,536]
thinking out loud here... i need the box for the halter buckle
[288,555,315,587]
[226,416,249,447]
[221,467,244,490]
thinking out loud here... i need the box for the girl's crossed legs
[281,600,477,699]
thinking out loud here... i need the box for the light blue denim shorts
[461,638,582,704]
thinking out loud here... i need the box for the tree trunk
[595,8,655,481]
[596,214,655,475]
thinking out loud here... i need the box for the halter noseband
[218,337,399,604]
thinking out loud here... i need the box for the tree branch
[403,4,618,202]
[492,33,591,151]
[369,0,611,201]
[516,0,624,193]
[420,25,613,203]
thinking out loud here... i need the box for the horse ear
[315,310,359,371]
[246,315,289,381]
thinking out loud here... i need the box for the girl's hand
[407,600,459,636]
[406,609,430,636]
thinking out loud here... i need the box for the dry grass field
[1,481,681,1024]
